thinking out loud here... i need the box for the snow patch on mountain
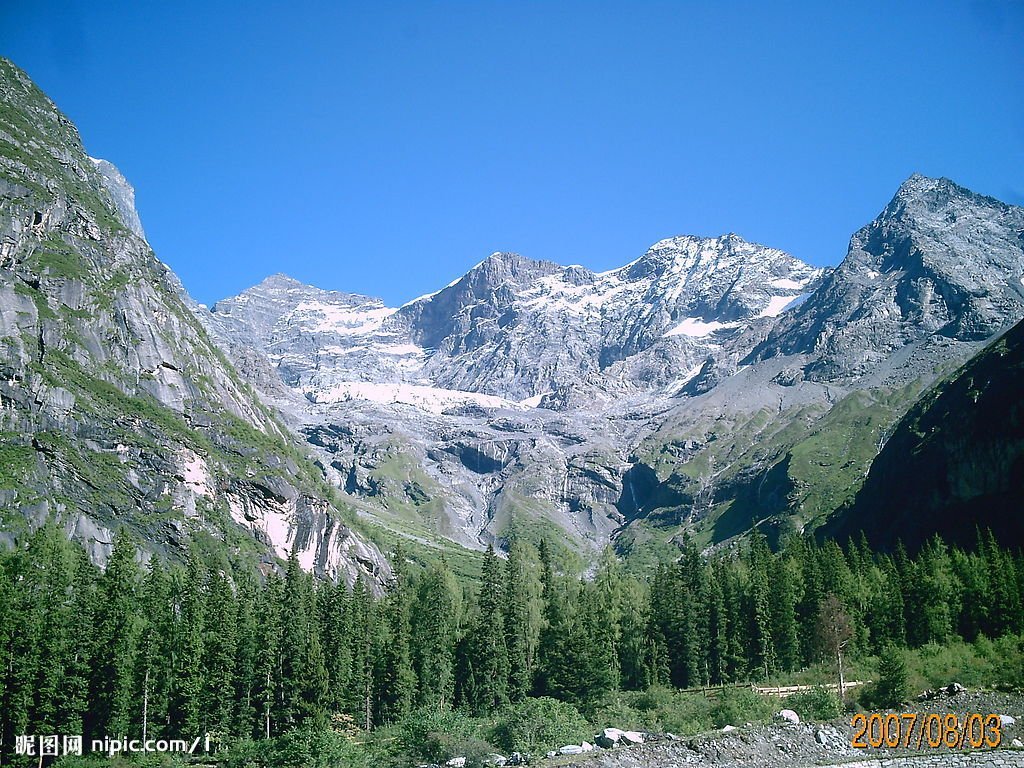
[291,301,396,334]
[665,318,741,337]
[306,381,531,413]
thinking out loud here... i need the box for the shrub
[646,691,714,736]
[265,728,367,768]
[393,708,494,766]
[589,691,657,732]
[490,697,591,754]
[709,689,774,728]
[632,685,677,713]
[787,686,844,721]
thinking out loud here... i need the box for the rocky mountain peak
[751,175,1024,380]
[621,233,813,286]
[255,272,308,291]
[461,251,565,288]
[89,157,146,239]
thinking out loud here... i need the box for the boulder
[506,753,530,766]
[722,725,737,732]
[580,741,594,752]
[999,715,1016,727]
[485,755,507,766]
[595,728,625,748]
[445,759,466,768]
[814,729,828,745]
[620,731,645,745]
[558,745,584,755]
[1012,738,1023,748]
[777,709,800,724]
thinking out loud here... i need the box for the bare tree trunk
[264,671,271,740]
[142,668,150,743]
[837,646,846,701]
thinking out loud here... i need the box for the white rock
[777,709,800,724]
[621,731,645,745]
[445,759,466,768]
[559,745,584,755]
[999,715,1016,726]
[722,725,737,732]
[580,741,595,752]
[1011,738,1022,747]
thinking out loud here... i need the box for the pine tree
[136,559,172,741]
[746,534,777,680]
[707,559,729,684]
[318,581,353,717]
[374,545,416,724]
[279,548,310,729]
[91,529,142,736]
[232,571,261,738]
[796,537,825,666]
[3,541,39,749]
[348,575,376,730]
[617,576,651,690]
[60,546,97,736]
[871,645,910,708]
[27,524,78,735]
[816,593,853,701]
[173,555,206,736]
[504,537,532,702]
[254,574,283,738]
[412,561,458,709]
[463,545,509,713]
[203,570,238,734]
[303,618,331,728]
[770,554,800,673]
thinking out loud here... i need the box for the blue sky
[2,1,1022,307]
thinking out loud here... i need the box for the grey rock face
[0,58,388,586]
[205,232,826,554]
[90,157,146,239]
[751,174,1024,381]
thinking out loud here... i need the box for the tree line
[1,524,1021,754]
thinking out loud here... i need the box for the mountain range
[2,57,1023,577]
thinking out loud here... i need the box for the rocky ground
[544,692,1024,768]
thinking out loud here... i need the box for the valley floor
[556,692,1024,768]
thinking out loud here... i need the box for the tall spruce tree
[504,537,532,702]
[203,570,239,734]
[412,561,458,710]
[136,559,172,741]
[463,545,509,713]
[374,545,415,724]
[91,529,142,736]
[173,555,206,736]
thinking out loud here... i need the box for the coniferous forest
[1,525,1023,767]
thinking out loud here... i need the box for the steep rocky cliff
[0,59,388,583]
[823,316,1024,551]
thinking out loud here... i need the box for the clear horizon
[2,0,1022,307]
